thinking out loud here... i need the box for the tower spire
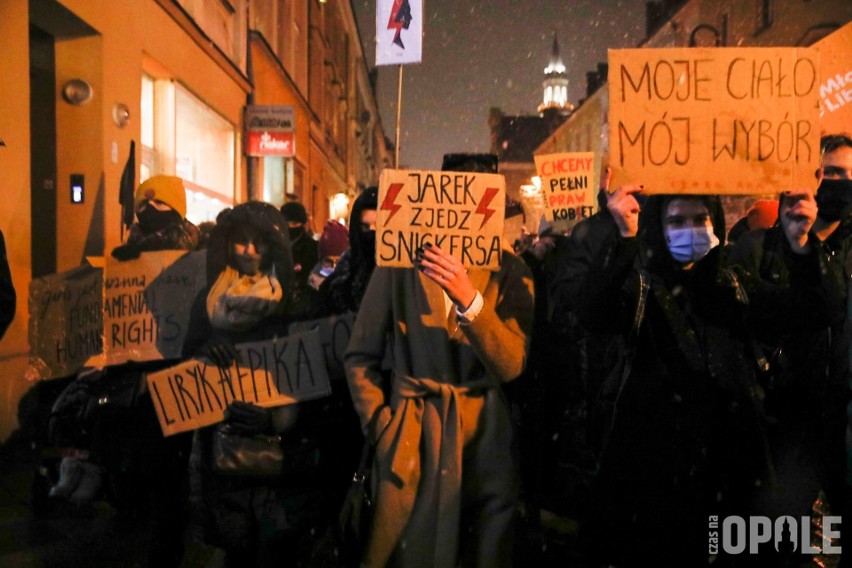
[538,32,573,115]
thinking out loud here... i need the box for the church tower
[538,34,574,116]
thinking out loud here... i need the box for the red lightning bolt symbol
[381,183,405,223]
[387,0,406,48]
[475,187,500,229]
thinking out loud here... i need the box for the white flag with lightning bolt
[376,0,422,66]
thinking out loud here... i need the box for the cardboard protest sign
[534,152,597,231]
[288,312,356,379]
[27,265,103,380]
[103,251,206,365]
[815,22,852,134]
[377,169,505,270]
[609,47,821,195]
[146,329,331,437]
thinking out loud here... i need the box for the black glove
[110,243,141,261]
[201,334,239,368]
[224,401,273,435]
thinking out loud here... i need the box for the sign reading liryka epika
[377,169,505,270]
[146,330,331,437]
[608,47,821,194]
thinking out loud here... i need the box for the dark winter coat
[728,217,851,518]
[576,195,840,565]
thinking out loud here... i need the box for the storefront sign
[245,105,296,157]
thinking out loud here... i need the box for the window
[756,0,774,33]
[139,75,236,224]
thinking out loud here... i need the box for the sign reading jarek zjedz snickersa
[377,169,505,270]
[245,105,295,157]
[608,47,820,194]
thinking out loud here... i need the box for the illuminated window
[139,74,236,224]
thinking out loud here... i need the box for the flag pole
[395,64,403,168]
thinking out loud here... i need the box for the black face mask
[136,206,181,234]
[360,230,376,259]
[815,178,852,222]
[288,226,305,241]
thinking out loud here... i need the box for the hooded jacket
[314,187,378,316]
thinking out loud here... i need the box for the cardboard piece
[815,22,852,135]
[609,47,821,194]
[27,265,103,380]
[288,312,356,380]
[146,329,331,437]
[534,152,597,231]
[102,251,206,365]
[377,169,505,270]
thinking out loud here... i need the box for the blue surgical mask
[665,226,720,264]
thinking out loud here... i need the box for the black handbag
[211,424,284,479]
[337,441,375,565]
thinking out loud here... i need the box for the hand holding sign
[607,184,644,238]
[780,189,817,253]
[416,243,477,309]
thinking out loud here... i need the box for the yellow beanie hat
[135,175,187,218]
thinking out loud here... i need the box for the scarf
[206,266,283,332]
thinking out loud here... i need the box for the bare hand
[607,181,644,238]
[415,244,477,309]
[780,189,816,253]
[529,234,555,260]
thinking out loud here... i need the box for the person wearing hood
[313,187,378,317]
[727,134,852,536]
[111,175,200,260]
[577,184,840,565]
[183,201,330,567]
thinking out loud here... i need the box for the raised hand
[415,243,477,309]
[780,189,817,253]
[607,182,644,238]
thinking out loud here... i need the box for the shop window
[140,75,236,224]
[262,156,294,205]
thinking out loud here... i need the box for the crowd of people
[19,133,852,567]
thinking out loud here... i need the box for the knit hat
[281,202,308,224]
[135,175,187,218]
[746,199,778,231]
[318,220,349,259]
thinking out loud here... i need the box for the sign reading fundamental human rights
[28,265,103,380]
[103,251,206,365]
[608,47,821,194]
[534,152,597,230]
[146,330,331,437]
[377,169,505,270]
[814,21,852,134]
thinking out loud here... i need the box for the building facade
[534,0,852,226]
[0,0,389,441]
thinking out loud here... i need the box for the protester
[727,134,852,535]
[0,228,15,340]
[344,155,534,566]
[280,201,318,315]
[111,175,200,259]
[307,219,349,291]
[48,175,200,567]
[313,187,378,317]
[576,184,840,565]
[183,201,328,567]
